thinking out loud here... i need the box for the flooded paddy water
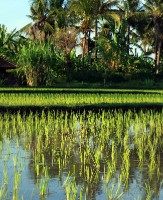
[0,109,163,200]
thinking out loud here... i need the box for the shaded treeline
[1,0,163,86]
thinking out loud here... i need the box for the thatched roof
[0,56,17,69]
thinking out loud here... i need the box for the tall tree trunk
[65,52,71,74]
[126,24,130,54]
[154,23,160,74]
[156,40,162,74]
[94,18,98,61]
[82,32,87,72]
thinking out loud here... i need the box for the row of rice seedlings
[0,109,163,199]
[21,110,118,198]
[1,92,163,106]
[1,87,163,93]
[56,109,155,198]
[133,110,163,171]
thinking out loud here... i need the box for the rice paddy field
[0,88,163,200]
[1,88,163,110]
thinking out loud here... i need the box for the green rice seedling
[13,157,23,192]
[39,177,49,197]
[104,175,123,200]
[85,165,91,183]
[121,144,130,188]
[111,140,117,171]
[134,132,148,167]
[0,184,8,200]
[3,158,8,186]
[0,158,9,200]
[16,112,23,131]
[36,164,40,177]
[3,113,10,137]
[79,186,84,200]
[136,138,145,166]
[63,178,71,200]
[5,139,13,156]
[94,148,102,170]
[144,183,154,200]
[147,142,160,174]
[13,169,22,200]
[34,137,41,157]
[104,161,116,185]
[115,121,123,148]
[57,153,64,171]
[148,149,157,172]
[12,187,19,200]
[156,154,161,177]
[39,166,49,197]
[62,174,78,200]
[2,170,8,189]
[0,114,2,134]
[10,114,17,135]
[13,155,18,168]
[39,179,47,197]
[41,154,45,166]
[51,148,56,166]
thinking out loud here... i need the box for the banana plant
[0,24,18,60]
[16,40,63,86]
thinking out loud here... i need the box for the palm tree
[69,0,120,70]
[20,0,66,40]
[143,0,163,73]
[49,0,68,29]
[26,0,55,40]
[136,17,155,55]
[69,0,96,70]
[118,0,144,55]
[93,0,120,60]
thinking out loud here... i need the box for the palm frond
[30,6,37,16]
[18,23,33,33]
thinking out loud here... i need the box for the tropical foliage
[0,25,18,60]
[1,0,163,86]
[16,40,64,86]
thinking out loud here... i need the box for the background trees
[143,0,163,74]
[0,25,18,60]
[1,0,163,86]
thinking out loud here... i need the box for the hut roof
[0,56,17,69]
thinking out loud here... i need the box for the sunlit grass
[1,92,163,107]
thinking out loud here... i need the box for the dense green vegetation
[1,0,163,87]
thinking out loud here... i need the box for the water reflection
[0,109,163,199]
